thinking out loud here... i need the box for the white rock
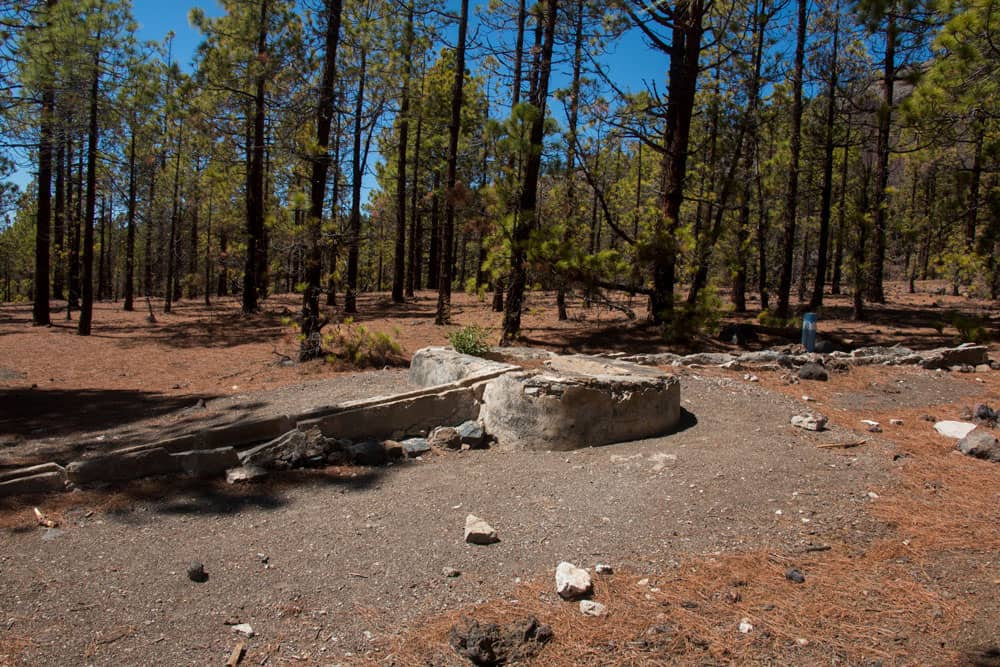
[738,618,754,634]
[580,600,607,616]
[595,563,614,575]
[464,514,499,545]
[555,561,593,599]
[232,623,254,637]
[889,419,903,426]
[791,413,827,431]
[933,421,977,439]
[861,419,880,427]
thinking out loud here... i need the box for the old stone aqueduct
[0,342,990,496]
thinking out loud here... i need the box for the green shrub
[323,318,404,367]
[756,309,802,330]
[660,288,724,344]
[949,313,992,344]
[448,325,492,357]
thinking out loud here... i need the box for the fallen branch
[33,507,57,528]
[226,640,246,667]
[817,440,867,449]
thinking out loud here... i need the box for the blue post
[801,312,817,352]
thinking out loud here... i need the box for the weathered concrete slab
[0,471,67,497]
[202,415,296,449]
[409,347,520,388]
[302,385,481,441]
[0,462,65,484]
[172,447,241,477]
[66,447,181,485]
[480,357,681,451]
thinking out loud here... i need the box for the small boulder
[429,427,462,450]
[456,421,487,448]
[974,404,997,422]
[346,440,388,466]
[791,413,828,431]
[555,561,593,600]
[448,616,551,666]
[797,363,828,381]
[785,568,806,584]
[580,600,607,617]
[187,561,208,583]
[957,429,1000,462]
[464,514,499,545]
[813,339,835,354]
[401,437,431,458]
[933,420,978,439]
[382,440,404,460]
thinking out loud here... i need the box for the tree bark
[33,78,55,326]
[435,0,471,325]
[300,0,342,360]
[809,4,839,309]
[867,12,896,304]
[392,0,415,303]
[775,0,807,318]
[78,44,101,336]
[243,0,269,314]
[500,0,558,342]
[344,45,367,314]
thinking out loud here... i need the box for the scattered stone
[919,343,989,370]
[401,437,431,458]
[814,339,835,354]
[382,440,404,460]
[724,589,742,604]
[555,562,593,600]
[456,421,487,448]
[933,421,978,439]
[464,514,499,545]
[890,419,904,426]
[744,373,759,382]
[977,364,993,373]
[785,568,806,584]
[231,623,254,638]
[791,413,828,431]
[429,426,463,450]
[346,440,388,466]
[580,600,607,617]
[448,616,552,666]
[443,567,461,578]
[595,563,614,575]
[738,618,754,634]
[673,352,737,367]
[239,427,337,470]
[956,429,1000,462]
[974,404,997,422]
[922,414,938,423]
[797,363,829,381]
[225,465,268,484]
[187,562,208,583]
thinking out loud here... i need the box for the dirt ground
[1,284,999,665]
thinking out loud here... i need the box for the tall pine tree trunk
[435,0,471,325]
[301,0,342,359]
[776,0,807,318]
[53,136,66,301]
[810,4,840,309]
[344,46,367,314]
[33,80,54,325]
[78,46,100,337]
[867,12,895,304]
[392,0,415,303]
[243,0,269,314]
[500,0,558,342]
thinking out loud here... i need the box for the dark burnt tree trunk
[500,0,558,342]
[165,123,182,313]
[53,137,66,301]
[392,0,415,303]
[68,138,82,312]
[123,129,137,311]
[775,0,807,318]
[626,0,705,324]
[344,45,367,314]
[435,0,471,325]
[243,0,269,314]
[300,0,343,360]
[867,12,896,304]
[810,3,840,309]
[33,76,55,326]
[78,45,101,336]
[406,73,424,297]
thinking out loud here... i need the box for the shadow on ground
[0,387,219,445]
